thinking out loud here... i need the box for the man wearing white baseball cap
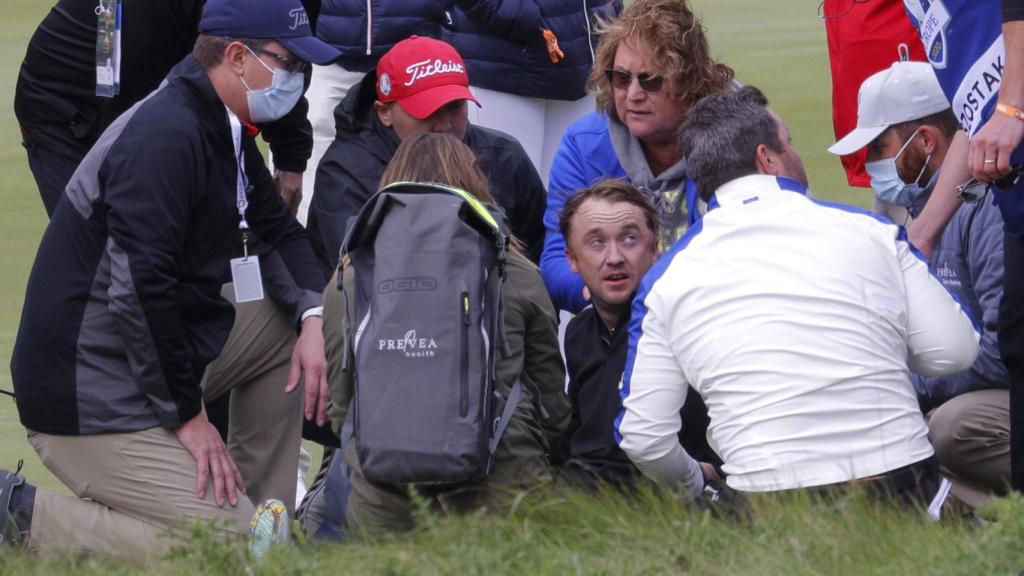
[829,60,953,223]
[830,60,1012,509]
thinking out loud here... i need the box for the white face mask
[865,128,930,207]
[239,46,304,123]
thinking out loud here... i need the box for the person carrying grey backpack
[314,132,569,535]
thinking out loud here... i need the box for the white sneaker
[296,445,312,504]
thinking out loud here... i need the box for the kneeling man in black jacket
[6,0,338,559]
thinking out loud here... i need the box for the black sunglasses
[956,164,1024,203]
[240,41,307,74]
[605,69,665,93]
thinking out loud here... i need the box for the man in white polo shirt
[615,86,981,507]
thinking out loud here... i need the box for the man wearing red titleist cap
[308,36,546,269]
[6,0,339,560]
[373,37,479,141]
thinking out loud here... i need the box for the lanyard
[226,108,251,258]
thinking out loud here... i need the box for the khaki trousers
[26,285,302,559]
[201,284,303,511]
[28,427,254,560]
[928,389,1011,508]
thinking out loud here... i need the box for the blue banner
[905,0,1024,236]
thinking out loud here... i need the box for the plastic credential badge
[95,0,122,97]
[231,256,265,303]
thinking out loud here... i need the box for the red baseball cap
[376,36,480,120]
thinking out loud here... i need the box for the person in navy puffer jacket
[295,0,621,224]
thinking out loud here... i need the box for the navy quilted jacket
[316,0,621,100]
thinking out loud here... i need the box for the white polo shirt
[616,175,980,497]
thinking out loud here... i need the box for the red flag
[825,0,927,187]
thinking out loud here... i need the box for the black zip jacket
[307,72,546,269]
[559,306,720,486]
[11,55,326,436]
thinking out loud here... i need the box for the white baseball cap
[828,61,950,156]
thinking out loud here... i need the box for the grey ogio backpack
[339,182,522,485]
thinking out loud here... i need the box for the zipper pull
[462,292,471,325]
[540,28,564,63]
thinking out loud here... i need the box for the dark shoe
[698,480,751,522]
[0,461,29,546]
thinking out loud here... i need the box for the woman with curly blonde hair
[541,0,734,313]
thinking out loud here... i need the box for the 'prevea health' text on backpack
[339,182,522,484]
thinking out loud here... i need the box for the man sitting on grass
[617,86,980,509]
[556,179,719,488]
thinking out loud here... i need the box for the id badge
[230,256,264,303]
[95,0,122,97]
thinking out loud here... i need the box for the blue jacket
[316,0,620,99]
[911,190,1009,408]
[542,111,699,312]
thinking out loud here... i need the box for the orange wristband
[997,102,1024,122]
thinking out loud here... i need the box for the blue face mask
[240,47,304,124]
[865,129,930,207]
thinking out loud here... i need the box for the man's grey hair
[677,86,784,201]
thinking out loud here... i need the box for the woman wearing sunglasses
[541,0,735,313]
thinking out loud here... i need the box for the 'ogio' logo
[378,277,437,294]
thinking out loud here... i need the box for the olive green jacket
[323,252,569,531]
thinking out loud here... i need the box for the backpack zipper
[460,291,470,417]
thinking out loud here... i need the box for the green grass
[0,0,54,490]
[2,488,1023,575]
[3,1,1016,574]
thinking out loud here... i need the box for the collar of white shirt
[709,175,809,211]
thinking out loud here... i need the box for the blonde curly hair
[588,0,734,120]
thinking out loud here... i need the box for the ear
[916,125,941,155]
[754,143,780,176]
[224,41,248,76]
[374,101,393,127]
[565,246,579,275]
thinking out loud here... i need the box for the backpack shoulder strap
[488,378,523,456]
